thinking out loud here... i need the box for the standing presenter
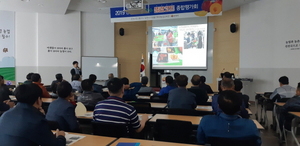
[70,61,81,81]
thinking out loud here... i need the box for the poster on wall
[0,11,15,84]
[110,0,222,22]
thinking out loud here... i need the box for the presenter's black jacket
[0,103,66,146]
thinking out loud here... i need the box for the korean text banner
[110,0,222,22]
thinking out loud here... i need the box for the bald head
[221,78,235,91]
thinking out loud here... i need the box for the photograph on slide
[152,24,207,69]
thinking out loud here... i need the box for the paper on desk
[82,112,93,118]
[197,106,212,109]
[65,134,85,146]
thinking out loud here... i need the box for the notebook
[116,143,140,146]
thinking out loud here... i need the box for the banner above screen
[110,0,222,23]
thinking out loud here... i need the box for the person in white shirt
[270,76,296,102]
[71,74,82,93]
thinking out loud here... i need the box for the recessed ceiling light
[38,4,44,7]
[98,0,107,3]
[21,0,30,2]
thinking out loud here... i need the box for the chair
[154,119,193,143]
[128,102,151,113]
[44,85,52,92]
[91,121,130,137]
[207,137,259,146]
[283,117,300,146]
[47,120,60,130]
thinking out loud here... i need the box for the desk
[207,98,212,103]
[149,114,264,130]
[9,95,16,101]
[151,102,167,108]
[42,98,55,103]
[196,105,212,112]
[10,96,55,104]
[246,108,252,115]
[137,96,151,100]
[149,114,202,125]
[64,132,116,146]
[275,102,285,107]
[111,138,200,146]
[195,105,252,115]
[77,111,153,121]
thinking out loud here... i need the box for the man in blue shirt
[158,76,176,96]
[46,81,80,132]
[89,74,103,93]
[197,90,261,145]
[212,79,249,118]
[0,84,66,146]
[121,77,142,101]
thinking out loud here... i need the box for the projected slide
[152,24,207,69]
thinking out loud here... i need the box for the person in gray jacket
[77,79,104,110]
[138,76,156,95]
[167,75,197,110]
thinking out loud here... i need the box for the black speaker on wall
[230,23,237,33]
[119,28,125,36]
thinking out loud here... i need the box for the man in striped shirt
[93,78,147,133]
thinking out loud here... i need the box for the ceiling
[0,0,258,14]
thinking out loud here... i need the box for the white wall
[81,12,114,57]
[15,12,38,83]
[15,11,81,85]
[14,11,115,85]
[240,0,300,100]
[37,11,81,84]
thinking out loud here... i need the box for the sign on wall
[110,0,222,22]
[0,11,15,83]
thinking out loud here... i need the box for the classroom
[0,0,300,146]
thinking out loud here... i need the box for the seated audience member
[212,79,249,118]
[279,82,300,132]
[138,76,156,95]
[77,79,104,110]
[270,76,296,102]
[168,75,197,109]
[71,74,82,93]
[93,78,148,133]
[46,82,80,132]
[188,75,208,105]
[197,90,261,145]
[234,79,250,108]
[218,72,232,92]
[199,76,214,94]
[158,76,176,96]
[105,73,114,86]
[23,72,34,84]
[50,73,64,94]
[121,77,142,101]
[170,72,180,87]
[32,73,51,98]
[0,84,66,145]
[89,74,103,93]
[0,75,11,102]
[0,100,14,115]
